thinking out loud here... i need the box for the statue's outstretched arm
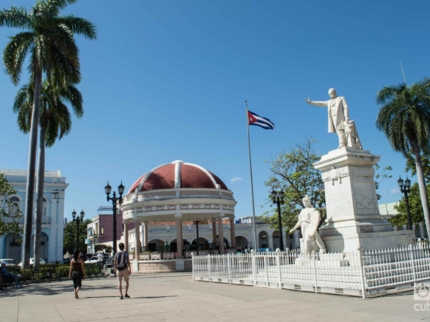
[305,98,328,107]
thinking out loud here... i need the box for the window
[43,198,47,217]
[8,196,20,215]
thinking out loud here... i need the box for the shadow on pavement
[1,281,116,297]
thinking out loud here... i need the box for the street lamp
[105,181,124,257]
[397,176,412,230]
[72,209,85,251]
[271,189,285,251]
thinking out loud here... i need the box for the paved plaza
[0,272,428,322]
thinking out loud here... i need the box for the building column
[134,221,141,259]
[268,234,274,250]
[175,214,183,258]
[143,222,148,250]
[124,222,129,253]
[212,219,217,247]
[229,216,236,248]
[218,214,225,254]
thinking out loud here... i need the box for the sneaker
[125,294,130,298]
[120,296,123,300]
[16,285,21,288]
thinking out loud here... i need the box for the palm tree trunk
[22,66,42,269]
[413,146,430,238]
[34,122,46,271]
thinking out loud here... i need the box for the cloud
[390,188,400,194]
[230,177,242,184]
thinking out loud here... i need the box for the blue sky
[1,0,429,222]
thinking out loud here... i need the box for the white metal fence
[192,244,430,298]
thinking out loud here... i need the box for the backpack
[115,251,128,271]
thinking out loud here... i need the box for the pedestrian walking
[114,243,131,299]
[68,249,86,299]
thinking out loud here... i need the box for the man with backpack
[114,243,131,299]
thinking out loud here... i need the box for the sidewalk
[0,272,428,322]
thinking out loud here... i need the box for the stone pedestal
[313,147,415,252]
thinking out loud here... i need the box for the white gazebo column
[124,222,129,253]
[135,222,141,257]
[229,216,236,248]
[143,222,149,250]
[218,214,225,254]
[212,219,217,247]
[175,214,183,258]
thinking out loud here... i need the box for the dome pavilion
[120,160,237,267]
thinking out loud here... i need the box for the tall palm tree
[0,0,96,268]
[376,78,430,237]
[14,80,83,269]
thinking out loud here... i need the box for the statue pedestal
[313,147,415,252]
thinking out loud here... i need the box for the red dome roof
[128,161,228,193]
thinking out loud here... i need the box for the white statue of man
[305,88,362,150]
[289,195,326,254]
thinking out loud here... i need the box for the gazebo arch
[121,160,237,272]
[258,231,269,249]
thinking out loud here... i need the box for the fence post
[264,255,269,287]
[276,250,282,289]
[409,245,416,282]
[252,252,257,286]
[207,254,211,281]
[227,253,231,282]
[192,253,195,281]
[313,252,318,294]
[357,247,367,299]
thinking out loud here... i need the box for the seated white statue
[290,195,326,255]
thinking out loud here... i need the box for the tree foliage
[262,138,325,232]
[0,0,96,268]
[390,182,428,227]
[376,78,430,238]
[63,219,92,254]
[0,174,22,237]
[374,163,393,200]
[405,153,430,184]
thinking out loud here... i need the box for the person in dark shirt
[0,261,21,288]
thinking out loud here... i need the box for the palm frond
[56,15,97,39]
[3,32,34,85]
[0,6,32,29]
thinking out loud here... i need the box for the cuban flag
[247,110,274,130]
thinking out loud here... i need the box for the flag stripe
[248,111,274,130]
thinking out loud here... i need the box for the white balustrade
[192,244,430,298]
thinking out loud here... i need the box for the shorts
[116,268,129,283]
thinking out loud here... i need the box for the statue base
[295,253,349,267]
[313,147,415,252]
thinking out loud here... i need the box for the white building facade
[0,169,68,263]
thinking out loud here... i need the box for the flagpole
[245,100,258,251]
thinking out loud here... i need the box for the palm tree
[14,80,83,269]
[376,78,430,238]
[0,0,96,268]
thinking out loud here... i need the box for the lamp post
[104,181,124,258]
[72,209,85,251]
[397,176,412,230]
[271,190,285,251]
